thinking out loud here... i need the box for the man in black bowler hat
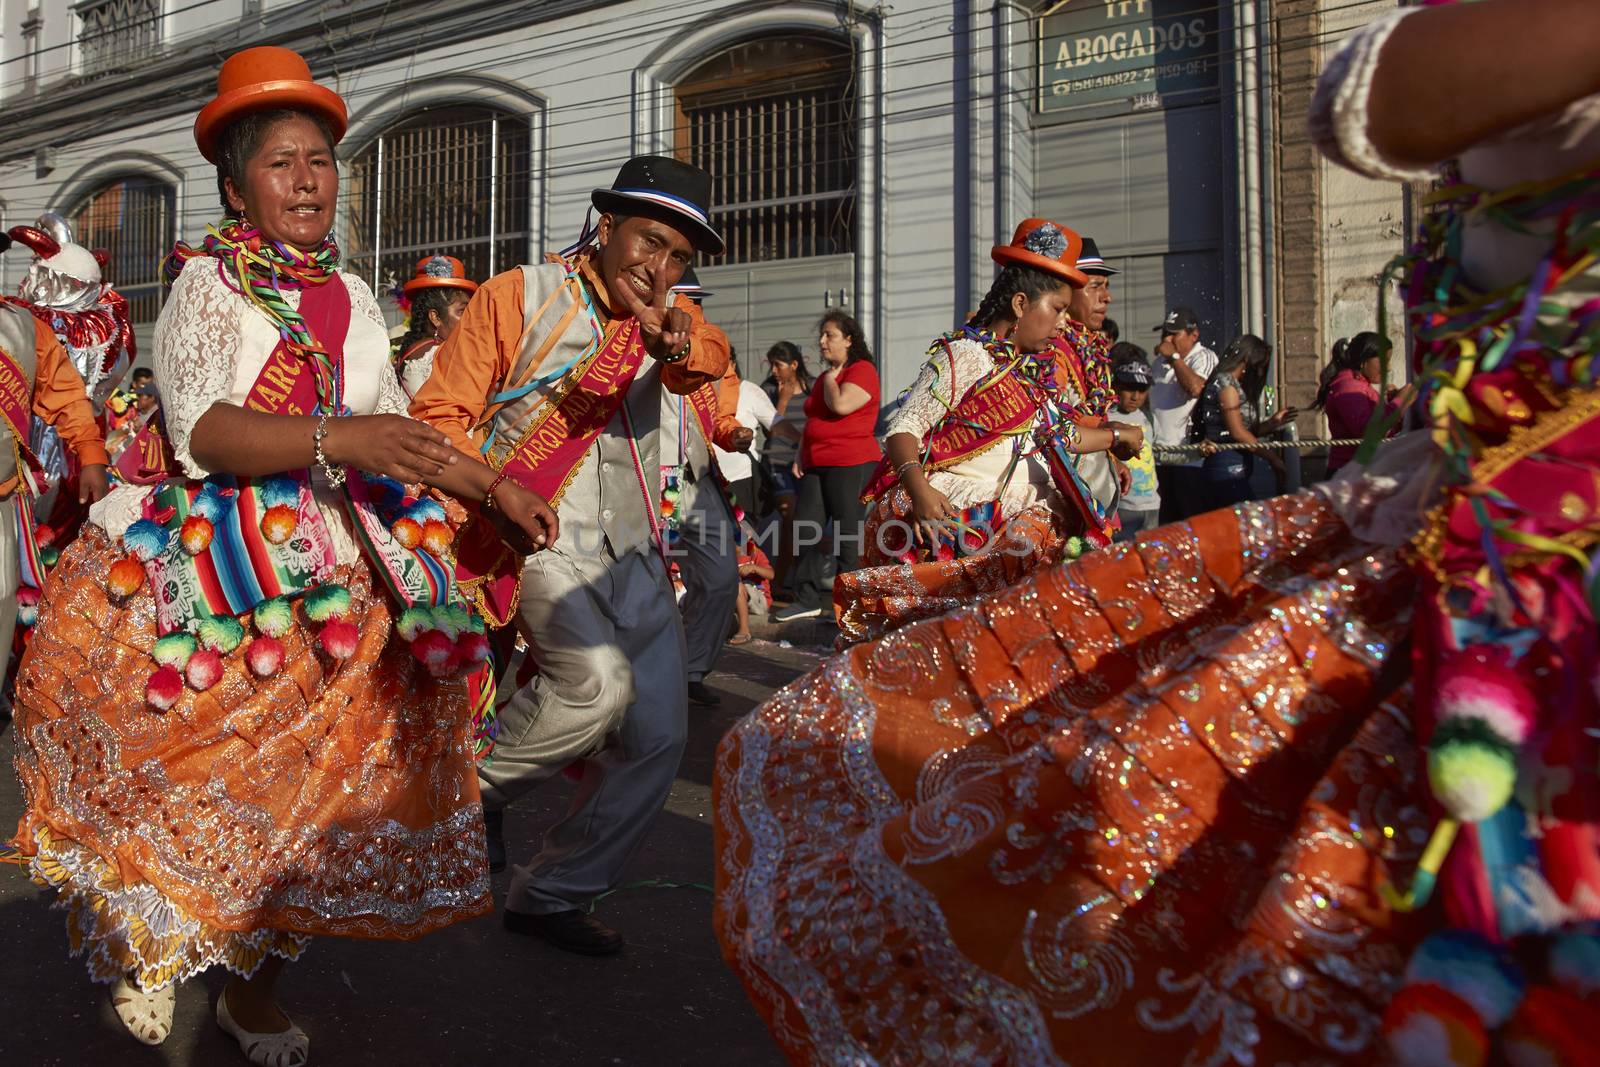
[413,155,729,956]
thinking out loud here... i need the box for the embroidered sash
[862,344,1038,502]
[455,316,650,626]
[112,410,177,485]
[0,314,43,494]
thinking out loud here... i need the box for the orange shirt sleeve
[662,298,731,396]
[409,269,526,456]
[31,317,109,468]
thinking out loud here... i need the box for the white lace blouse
[91,258,407,565]
[887,337,1061,518]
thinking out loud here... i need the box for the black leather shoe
[687,680,721,708]
[502,909,625,956]
[483,808,506,874]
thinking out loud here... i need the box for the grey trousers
[478,543,689,915]
[673,485,739,683]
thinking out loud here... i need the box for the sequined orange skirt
[10,528,491,991]
[833,486,1070,646]
[715,493,1428,1065]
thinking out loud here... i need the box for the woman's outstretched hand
[325,414,460,484]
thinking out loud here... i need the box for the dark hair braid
[394,288,453,360]
[968,265,1069,330]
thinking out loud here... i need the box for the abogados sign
[1039,0,1220,112]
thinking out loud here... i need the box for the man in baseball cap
[1147,305,1217,521]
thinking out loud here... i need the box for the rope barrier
[1152,438,1368,458]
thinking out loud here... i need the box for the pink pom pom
[392,517,423,549]
[421,519,453,556]
[1437,646,1538,745]
[455,631,491,665]
[185,648,224,691]
[427,651,464,679]
[245,635,285,677]
[145,666,183,710]
[410,629,454,670]
[318,620,360,660]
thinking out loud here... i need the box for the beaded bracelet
[894,459,923,480]
[312,412,346,489]
[660,339,692,365]
[482,467,511,510]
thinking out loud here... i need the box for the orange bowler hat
[990,218,1088,288]
[402,255,478,296]
[194,46,348,164]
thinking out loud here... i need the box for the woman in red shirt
[775,311,882,619]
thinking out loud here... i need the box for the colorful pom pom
[197,615,246,654]
[1063,536,1087,560]
[1406,931,1526,1029]
[146,666,184,710]
[318,620,360,660]
[431,604,471,640]
[34,524,58,548]
[107,556,145,599]
[1436,647,1537,747]
[397,607,434,642]
[406,498,447,525]
[302,584,352,623]
[421,519,453,556]
[180,515,214,555]
[1548,930,1600,1001]
[1429,721,1519,823]
[40,545,60,568]
[1384,982,1489,1067]
[189,489,227,523]
[151,632,197,670]
[410,630,455,670]
[258,475,300,510]
[1502,986,1600,1067]
[123,518,170,562]
[185,648,224,691]
[392,517,423,549]
[16,587,39,628]
[260,504,299,545]
[456,631,491,665]
[245,635,285,677]
[253,597,295,639]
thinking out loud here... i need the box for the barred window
[78,0,162,77]
[70,175,176,325]
[345,106,532,295]
[676,36,856,264]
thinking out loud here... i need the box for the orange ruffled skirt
[11,528,491,991]
[833,486,1070,646]
[715,492,1429,1065]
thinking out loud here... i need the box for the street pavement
[0,636,827,1066]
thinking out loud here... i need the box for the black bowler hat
[1076,237,1119,276]
[671,266,714,302]
[592,155,725,256]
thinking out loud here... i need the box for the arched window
[70,174,176,325]
[345,106,532,292]
[675,36,856,264]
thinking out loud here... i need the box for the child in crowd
[729,534,775,646]
[1110,350,1160,539]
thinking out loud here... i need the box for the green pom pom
[467,612,487,635]
[151,632,197,670]
[197,615,245,653]
[1064,536,1087,560]
[1429,719,1517,822]
[303,583,352,623]
[397,607,434,642]
[253,597,295,639]
[432,603,471,639]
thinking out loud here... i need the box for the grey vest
[0,303,39,487]
[486,264,661,560]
